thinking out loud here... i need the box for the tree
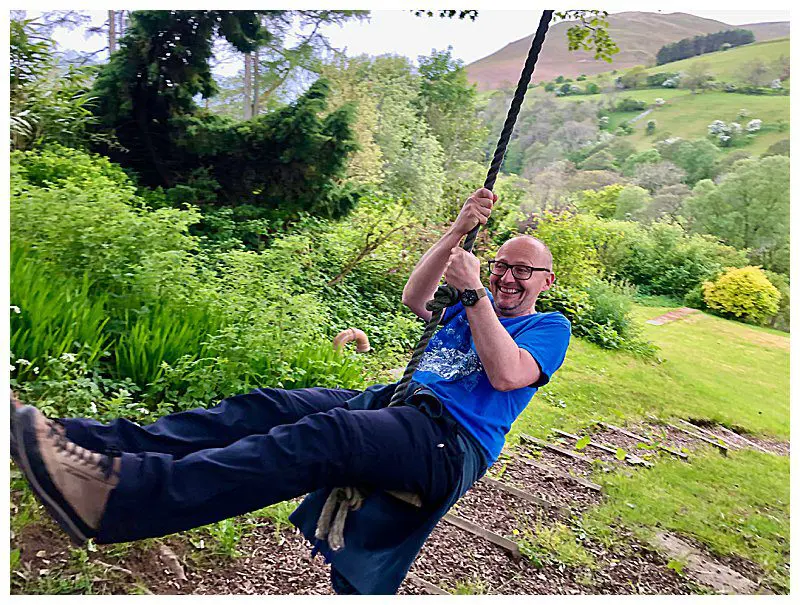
[89,10,359,219]
[417,47,487,167]
[657,138,720,186]
[743,59,771,87]
[614,185,651,220]
[10,14,99,151]
[620,65,647,89]
[681,62,713,93]
[632,161,686,194]
[573,184,624,218]
[685,156,789,273]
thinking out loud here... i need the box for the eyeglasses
[487,260,551,281]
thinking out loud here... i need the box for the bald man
[11,188,571,595]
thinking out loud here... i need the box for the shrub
[615,98,646,112]
[538,281,656,357]
[645,120,656,134]
[702,266,780,324]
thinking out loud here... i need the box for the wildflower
[89,402,98,415]
[16,358,31,366]
[61,352,76,362]
[10,305,20,314]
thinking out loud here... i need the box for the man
[11,187,571,594]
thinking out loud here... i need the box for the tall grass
[113,303,223,388]
[10,246,110,380]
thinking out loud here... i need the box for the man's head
[488,235,555,318]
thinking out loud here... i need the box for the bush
[645,120,656,134]
[615,98,647,112]
[538,281,656,357]
[702,266,780,324]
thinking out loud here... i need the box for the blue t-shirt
[411,295,571,463]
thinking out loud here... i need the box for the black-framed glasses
[487,260,551,281]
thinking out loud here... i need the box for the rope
[315,10,554,550]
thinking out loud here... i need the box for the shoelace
[47,421,117,479]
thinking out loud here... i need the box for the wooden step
[552,429,653,467]
[519,433,596,465]
[599,422,689,459]
[443,513,521,560]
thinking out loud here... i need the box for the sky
[26,5,792,77]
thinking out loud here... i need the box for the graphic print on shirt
[417,314,484,392]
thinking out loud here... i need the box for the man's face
[488,238,555,318]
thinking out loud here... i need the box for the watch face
[461,289,478,306]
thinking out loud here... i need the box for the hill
[466,11,789,91]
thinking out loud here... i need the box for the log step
[517,457,603,492]
[552,429,653,467]
[443,513,521,560]
[519,433,596,465]
[599,422,689,459]
[479,476,566,514]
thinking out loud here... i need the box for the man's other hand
[452,188,497,237]
[444,247,483,292]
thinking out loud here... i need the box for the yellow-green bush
[702,266,781,324]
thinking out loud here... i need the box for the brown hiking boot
[13,405,120,545]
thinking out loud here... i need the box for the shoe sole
[14,406,89,546]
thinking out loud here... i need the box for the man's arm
[401,188,496,321]
[443,247,541,391]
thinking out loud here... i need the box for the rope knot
[314,487,366,551]
[425,284,460,314]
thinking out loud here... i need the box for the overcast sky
[30,5,791,76]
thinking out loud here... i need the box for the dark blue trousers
[58,385,464,544]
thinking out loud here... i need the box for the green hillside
[579,37,789,90]
[529,38,791,154]
[626,92,789,154]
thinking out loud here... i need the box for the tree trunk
[108,10,117,55]
[252,50,260,116]
[243,53,252,119]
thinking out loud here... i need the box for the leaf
[575,435,591,450]
[667,559,685,575]
[615,447,627,461]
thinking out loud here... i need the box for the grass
[516,520,596,569]
[583,449,790,591]
[625,91,789,154]
[512,303,789,592]
[511,305,789,442]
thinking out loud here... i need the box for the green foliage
[685,156,789,273]
[621,148,661,176]
[763,271,789,332]
[538,280,656,356]
[10,15,101,151]
[615,98,647,112]
[88,11,358,220]
[10,246,110,382]
[114,303,223,388]
[554,10,619,62]
[656,138,721,185]
[517,520,595,568]
[417,47,487,166]
[573,184,625,219]
[702,266,781,325]
[761,138,789,158]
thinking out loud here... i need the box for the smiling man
[11,187,571,595]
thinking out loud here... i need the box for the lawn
[513,305,790,441]
[511,305,790,592]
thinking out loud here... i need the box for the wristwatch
[460,288,487,307]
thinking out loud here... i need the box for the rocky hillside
[466,12,789,91]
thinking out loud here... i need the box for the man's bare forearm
[464,296,540,391]
[401,227,463,321]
